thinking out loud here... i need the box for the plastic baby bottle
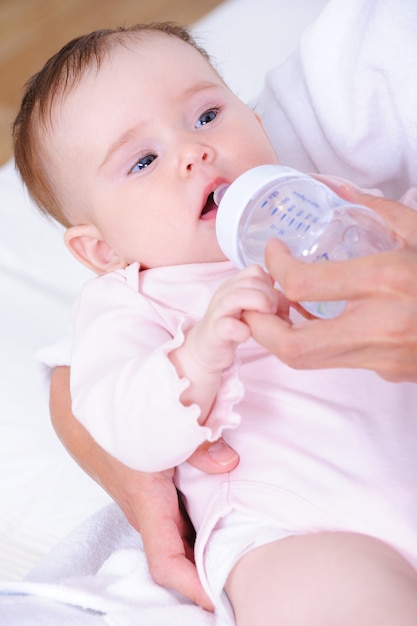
[215,164,396,319]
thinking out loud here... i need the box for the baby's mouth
[200,192,217,220]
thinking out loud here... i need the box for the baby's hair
[13,22,211,227]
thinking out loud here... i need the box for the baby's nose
[185,150,210,171]
[179,142,214,174]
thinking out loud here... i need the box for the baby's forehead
[66,31,207,95]
[59,31,215,109]
[93,30,202,66]
[45,33,167,120]
[46,30,215,150]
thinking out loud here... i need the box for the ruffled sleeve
[70,265,243,472]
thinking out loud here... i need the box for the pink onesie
[68,257,417,592]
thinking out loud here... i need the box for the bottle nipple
[213,184,229,206]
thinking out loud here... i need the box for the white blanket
[1,0,417,623]
[256,0,417,198]
[0,504,215,626]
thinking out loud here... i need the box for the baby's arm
[169,265,279,425]
[69,265,277,472]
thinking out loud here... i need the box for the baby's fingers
[217,315,252,345]
[223,282,279,318]
[227,265,279,313]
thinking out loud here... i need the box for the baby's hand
[188,265,279,372]
[170,266,279,424]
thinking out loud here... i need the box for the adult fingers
[244,297,417,381]
[264,238,406,303]
[136,471,214,611]
[187,439,240,474]
[338,187,417,245]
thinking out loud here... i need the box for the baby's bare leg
[225,532,417,626]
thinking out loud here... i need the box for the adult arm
[244,191,417,382]
[50,366,239,611]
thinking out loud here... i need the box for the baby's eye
[130,153,157,174]
[195,108,218,128]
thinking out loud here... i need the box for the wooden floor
[0,0,224,165]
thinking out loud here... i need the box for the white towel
[256,0,417,199]
[0,504,217,625]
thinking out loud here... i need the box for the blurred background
[0,0,224,166]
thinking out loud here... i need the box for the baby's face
[50,32,278,269]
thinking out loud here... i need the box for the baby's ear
[64,224,125,275]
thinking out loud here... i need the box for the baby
[14,22,417,625]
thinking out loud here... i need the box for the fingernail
[338,182,358,201]
[208,440,239,466]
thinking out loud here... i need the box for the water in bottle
[215,165,396,318]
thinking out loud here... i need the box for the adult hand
[243,190,417,382]
[50,366,239,611]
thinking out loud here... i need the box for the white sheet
[0,161,106,581]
